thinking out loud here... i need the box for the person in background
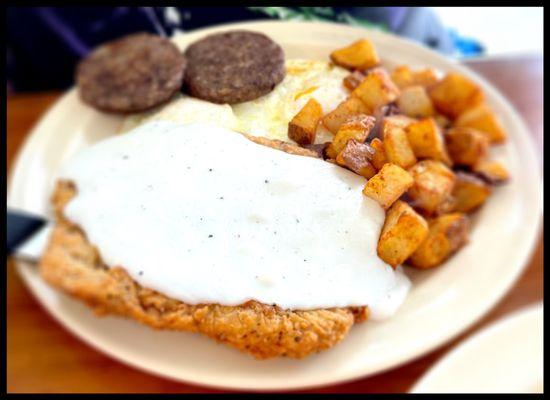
[6,7,483,93]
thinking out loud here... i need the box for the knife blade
[7,209,53,262]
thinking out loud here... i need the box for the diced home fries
[391,65,439,89]
[445,127,489,167]
[343,70,366,91]
[397,86,435,118]
[362,163,413,210]
[288,38,510,270]
[335,139,377,179]
[454,103,507,143]
[377,201,429,267]
[322,97,369,134]
[382,122,417,169]
[288,98,323,145]
[405,118,451,166]
[330,39,380,70]
[369,138,388,170]
[473,160,510,184]
[352,69,400,114]
[428,72,484,118]
[451,172,492,213]
[409,213,470,269]
[407,160,456,216]
[326,114,375,159]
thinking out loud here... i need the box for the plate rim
[410,303,544,393]
[8,19,543,391]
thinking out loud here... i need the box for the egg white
[233,59,349,143]
[120,59,349,144]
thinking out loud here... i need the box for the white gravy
[60,121,410,319]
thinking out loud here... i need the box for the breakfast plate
[8,20,542,390]
[411,304,543,393]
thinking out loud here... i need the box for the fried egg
[233,59,349,143]
[120,59,349,144]
[119,94,239,133]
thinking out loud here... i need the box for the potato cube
[409,213,469,269]
[382,122,417,169]
[391,65,439,89]
[377,200,429,267]
[383,115,416,129]
[363,163,413,209]
[397,86,435,118]
[336,139,377,179]
[405,118,451,165]
[446,127,490,167]
[330,39,380,70]
[428,72,484,118]
[407,160,456,215]
[343,70,366,91]
[413,68,439,88]
[391,65,414,89]
[451,172,492,213]
[322,97,369,134]
[455,103,507,143]
[473,160,510,184]
[326,114,376,159]
[369,138,388,170]
[352,69,400,113]
[288,98,323,145]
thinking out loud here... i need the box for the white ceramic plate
[8,21,542,391]
[411,304,543,393]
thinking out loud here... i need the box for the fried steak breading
[40,136,368,359]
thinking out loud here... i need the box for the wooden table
[7,56,543,393]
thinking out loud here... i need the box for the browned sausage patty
[184,31,285,104]
[76,33,186,113]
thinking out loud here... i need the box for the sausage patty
[76,32,186,113]
[184,31,285,104]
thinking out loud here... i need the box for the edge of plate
[8,20,543,391]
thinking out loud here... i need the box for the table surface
[7,55,543,394]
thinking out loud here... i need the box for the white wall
[431,7,543,56]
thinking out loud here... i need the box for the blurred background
[6,7,543,92]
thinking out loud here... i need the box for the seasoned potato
[445,127,489,167]
[322,97,369,134]
[352,68,400,113]
[343,70,366,91]
[287,98,323,145]
[451,172,492,213]
[407,160,456,215]
[363,163,413,209]
[473,160,510,184]
[330,39,380,70]
[405,118,451,165]
[326,114,376,159]
[391,65,414,89]
[413,68,440,88]
[335,139,377,179]
[397,86,435,118]
[428,72,484,118]
[369,137,388,170]
[409,213,469,269]
[383,115,416,129]
[382,122,417,169]
[377,200,429,267]
[391,65,439,89]
[454,103,507,143]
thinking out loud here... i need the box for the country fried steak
[40,136,369,359]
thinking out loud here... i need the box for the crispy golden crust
[40,137,367,359]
